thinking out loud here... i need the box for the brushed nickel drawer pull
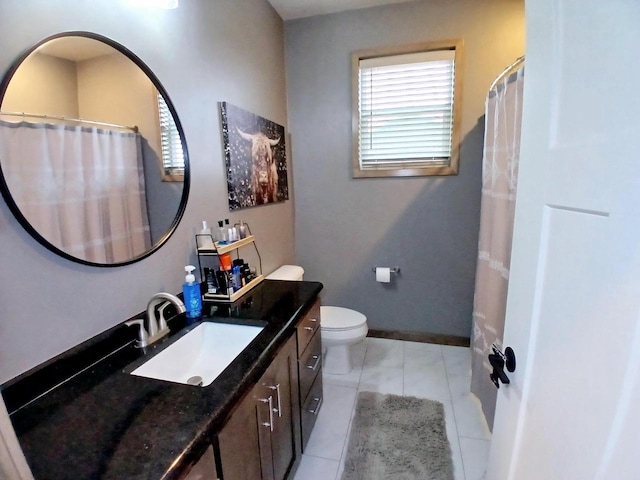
[308,318,318,322]
[304,326,314,331]
[306,354,321,372]
[259,396,274,431]
[268,384,282,417]
[308,396,323,415]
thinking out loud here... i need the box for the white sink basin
[130,322,263,387]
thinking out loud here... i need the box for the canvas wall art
[220,102,288,210]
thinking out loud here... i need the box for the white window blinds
[357,49,456,170]
[158,93,184,177]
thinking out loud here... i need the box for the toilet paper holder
[371,267,400,274]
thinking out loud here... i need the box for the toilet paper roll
[375,267,391,283]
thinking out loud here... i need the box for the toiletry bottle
[204,267,217,294]
[239,221,247,239]
[217,220,227,244]
[225,218,235,243]
[232,265,242,292]
[234,259,247,287]
[198,221,214,249]
[216,269,228,294]
[220,253,233,271]
[226,268,234,295]
[182,265,202,318]
[227,276,234,295]
[241,263,250,285]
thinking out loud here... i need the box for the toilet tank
[266,265,304,281]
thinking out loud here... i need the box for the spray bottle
[198,221,214,249]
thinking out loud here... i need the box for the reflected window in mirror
[0,32,189,267]
[157,92,184,182]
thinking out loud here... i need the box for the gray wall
[141,138,184,245]
[0,0,294,383]
[285,0,525,337]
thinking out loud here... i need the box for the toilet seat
[320,306,367,331]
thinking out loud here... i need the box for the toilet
[266,265,368,374]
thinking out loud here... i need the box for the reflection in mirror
[0,33,189,266]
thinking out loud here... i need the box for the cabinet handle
[306,354,321,372]
[304,326,314,331]
[308,396,323,415]
[308,318,318,323]
[268,384,282,418]
[259,396,274,432]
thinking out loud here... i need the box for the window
[157,92,185,181]
[352,40,463,178]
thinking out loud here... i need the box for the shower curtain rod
[0,111,139,133]
[489,55,525,92]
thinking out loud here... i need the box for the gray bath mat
[341,392,454,480]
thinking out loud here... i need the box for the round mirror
[0,32,189,267]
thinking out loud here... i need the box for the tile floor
[293,337,492,480]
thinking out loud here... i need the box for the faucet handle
[144,293,186,347]
[125,319,149,348]
[158,301,171,331]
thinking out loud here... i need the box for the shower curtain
[0,120,151,263]
[471,64,524,429]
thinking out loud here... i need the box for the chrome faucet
[126,292,186,348]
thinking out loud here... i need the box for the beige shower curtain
[0,120,151,263]
[471,63,524,429]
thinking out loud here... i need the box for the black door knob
[488,345,516,389]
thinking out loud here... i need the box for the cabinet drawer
[300,373,323,452]
[296,298,320,355]
[298,328,322,402]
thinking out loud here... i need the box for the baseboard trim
[367,329,470,347]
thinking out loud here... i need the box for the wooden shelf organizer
[196,234,264,303]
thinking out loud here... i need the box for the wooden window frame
[352,39,464,178]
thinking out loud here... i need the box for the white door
[0,398,33,480]
[487,0,640,479]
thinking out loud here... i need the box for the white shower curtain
[0,120,151,263]
[471,64,524,429]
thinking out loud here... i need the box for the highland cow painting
[220,102,288,210]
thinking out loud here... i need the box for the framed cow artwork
[219,102,289,210]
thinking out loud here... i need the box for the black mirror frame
[0,31,190,267]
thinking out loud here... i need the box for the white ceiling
[37,37,116,62]
[267,0,419,21]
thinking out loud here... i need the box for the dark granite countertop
[1,280,323,480]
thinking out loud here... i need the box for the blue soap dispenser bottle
[182,265,202,318]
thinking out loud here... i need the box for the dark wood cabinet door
[217,391,263,480]
[255,382,275,480]
[268,346,294,480]
[217,335,298,480]
[183,445,218,480]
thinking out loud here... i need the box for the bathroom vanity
[0,28,320,480]
[1,279,323,480]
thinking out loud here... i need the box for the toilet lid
[320,306,367,331]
